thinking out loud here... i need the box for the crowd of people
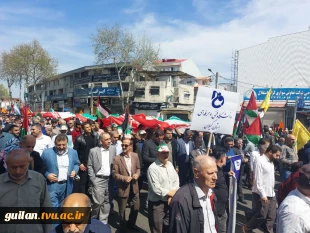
[0,113,309,233]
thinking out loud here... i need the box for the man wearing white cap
[147,143,179,233]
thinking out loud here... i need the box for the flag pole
[206,132,213,156]
[292,96,298,129]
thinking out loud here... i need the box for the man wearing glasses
[112,137,141,233]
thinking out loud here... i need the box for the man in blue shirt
[0,121,14,174]
[221,136,237,173]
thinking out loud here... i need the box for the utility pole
[90,83,94,115]
[215,72,219,89]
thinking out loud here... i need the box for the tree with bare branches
[0,40,58,107]
[91,24,160,111]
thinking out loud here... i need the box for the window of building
[81,71,89,77]
[75,73,79,78]
[58,89,64,94]
[186,80,193,84]
[111,98,121,105]
[134,88,145,97]
[184,91,190,100]
[122,83,129,92]
[140,76,145,81]
[150,86,160,95]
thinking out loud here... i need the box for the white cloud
[123,0,145,14]
[127,0,310,82]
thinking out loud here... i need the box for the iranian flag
[244,116,262,146]
[245,91,258,117]
[20,105,29,137]
[96,95,111,118]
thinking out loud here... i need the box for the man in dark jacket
[212,148,234,233]
[73,122,100,194]
[164,128,178,169]
[169,155,218,233]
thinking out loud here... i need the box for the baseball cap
[139,130,146,135]
[60,125,68,131]
[157,144,170,152]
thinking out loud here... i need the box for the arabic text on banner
[190,87,240,134]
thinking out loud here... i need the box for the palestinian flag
[243,117,249,133]
[96,95,111,118]
[122,104,130,134]
[245,116,262,146]
[20,105,29,137]
[245,91,258,117]
[233,102,244,137]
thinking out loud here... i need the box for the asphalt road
[108,175,282,233]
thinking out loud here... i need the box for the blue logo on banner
[230,155,242,180]
[211,90,225,108]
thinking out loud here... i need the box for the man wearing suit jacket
[87,132,116,224]
[41,134,80,208]
[177,129,194,186]
[113,137,141,233]
[164,128,178,169]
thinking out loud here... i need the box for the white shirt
[277,188,310,233]
[124,155,132,176]
[34,134,54,156]
[250,150,260,171]
[194,181,217,233]
[147,160,179,202]
[96,148,110,176]
[56,151,69,181]
[252,154,275,198]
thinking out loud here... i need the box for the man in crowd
[135,130,147,171]
[169,155,218,233]
[163,128,178,169]
[110,131,122,155]
[66,119,75,135]
[113,137,141,233]
[51,118,60,135]
[0,149,52,233]
[41,134,80,207]
[71,121,82,143]
[177,129,194,186]
[280,134,298,181]
[212,149,234,233]
[243,145,282,233]
[142,129,164,208]
[49,193,111,233]
[232,138,247,204]
[74,122,99,194]
[221,136,236,173]
[147,143,179,233]
[45,125,57,139]
[87,132,116,224]
[276,137,285,147]
[20,135,46,175]
[277,163,310,232]
[4,124,21,156]
[0,121,14,173]
[31,123,54,156]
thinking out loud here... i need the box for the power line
[217,75,268,88]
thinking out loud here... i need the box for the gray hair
[4,148,30,163]
[99,132,110,140]
[192,155,216,171]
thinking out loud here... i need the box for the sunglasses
[122,144,130,147]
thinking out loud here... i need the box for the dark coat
[170,139,178,168]
[169,183,218,233]
[73,133,100,165]
[141,139,159,171]
[30,150,46,176]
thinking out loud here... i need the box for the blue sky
[1,0,310,97]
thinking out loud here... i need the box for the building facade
[236,28,310,95]
[26,59,210,115]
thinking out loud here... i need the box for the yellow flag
[260,88,272,112]
[293,119,310,151]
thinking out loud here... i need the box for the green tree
[0,84,10,99]
[0,40,58,107]
[91,24,160,111]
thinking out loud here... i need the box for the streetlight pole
[90,83,94,115]
[208,69,219,89]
